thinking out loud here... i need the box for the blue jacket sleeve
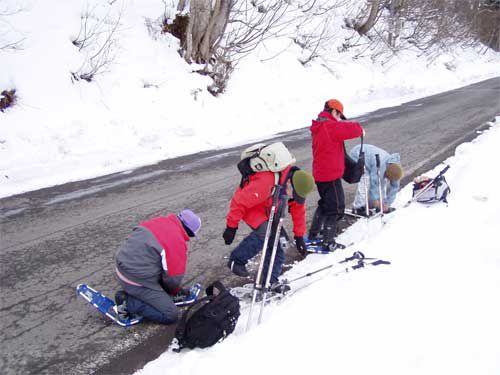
[385,180,400,205]
[384,152,401,205]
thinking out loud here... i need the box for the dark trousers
[316,179,345,217]
[118,281,178,324]
[314,179,345,244]
[229,223,285,285]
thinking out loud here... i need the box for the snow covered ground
[1,0,500,198]
[135,117,500,375]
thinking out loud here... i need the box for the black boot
[322,215,339,252]
[308,207,325,240]
[227,260,249,277]
[115,290,130,321]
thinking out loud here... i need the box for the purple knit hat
[177,209,201,238]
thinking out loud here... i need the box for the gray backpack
[412,176,450,203]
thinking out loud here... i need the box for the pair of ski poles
[245,250,391,311]
[282,251,390,286]
[246,183,288,331]
[347,155,383,220]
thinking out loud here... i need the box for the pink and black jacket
[115,214,190,294]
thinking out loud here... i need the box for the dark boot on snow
[115,290,130,321]
[322,215,340,252]
[228,260,249,277]
[308,207,325,240]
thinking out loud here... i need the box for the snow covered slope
[135,117,500,375]
[1,0,499,198]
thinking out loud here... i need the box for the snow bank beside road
[136,117,500,375]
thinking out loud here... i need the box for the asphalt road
[1,77,499,375]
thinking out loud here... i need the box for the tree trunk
[355,0,382,35]
[177,0,231,64]
[388,0,404,47]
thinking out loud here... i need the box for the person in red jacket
[114,209,201,324]
[223,166,314,289]
[310,99,364,250]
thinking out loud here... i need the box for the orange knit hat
[325,99,346,119]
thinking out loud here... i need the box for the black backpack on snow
[174,281,240,351]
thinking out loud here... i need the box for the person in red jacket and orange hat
[309,99,364,251]
[223,166,314,290]
[114,209,201,324]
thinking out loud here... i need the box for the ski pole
[246,185,281,332]
[352,259,391,269]
[364,165,370,217]
[247,257,392,308]
[375,154,384,217]
[404,165,450,207]
[283,251,366,284]
[258,214,285,325]
[332,258,391,273]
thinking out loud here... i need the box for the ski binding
[304,237,347,254]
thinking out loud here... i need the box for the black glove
[223,226,237,245]
[171,288,191,303]
[294,236,307,257]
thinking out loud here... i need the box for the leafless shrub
[343,0,500,61]
[161,0,495,94]
[0,5,25,52]
[71,2,123,82]
[220,0,292,62]
[292,0,351,65]
[0,89,16,112]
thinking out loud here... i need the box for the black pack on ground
[174,281,240,351]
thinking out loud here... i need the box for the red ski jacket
[311,111,363,182]
[226,165,306,237]
[140,215,189,277]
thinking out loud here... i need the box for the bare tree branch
[71,1,124,82]
[0,5,25,52]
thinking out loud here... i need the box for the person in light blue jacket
[349,144,403,213]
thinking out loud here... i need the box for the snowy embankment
[1,0,500,198]
[135,117,500,375]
